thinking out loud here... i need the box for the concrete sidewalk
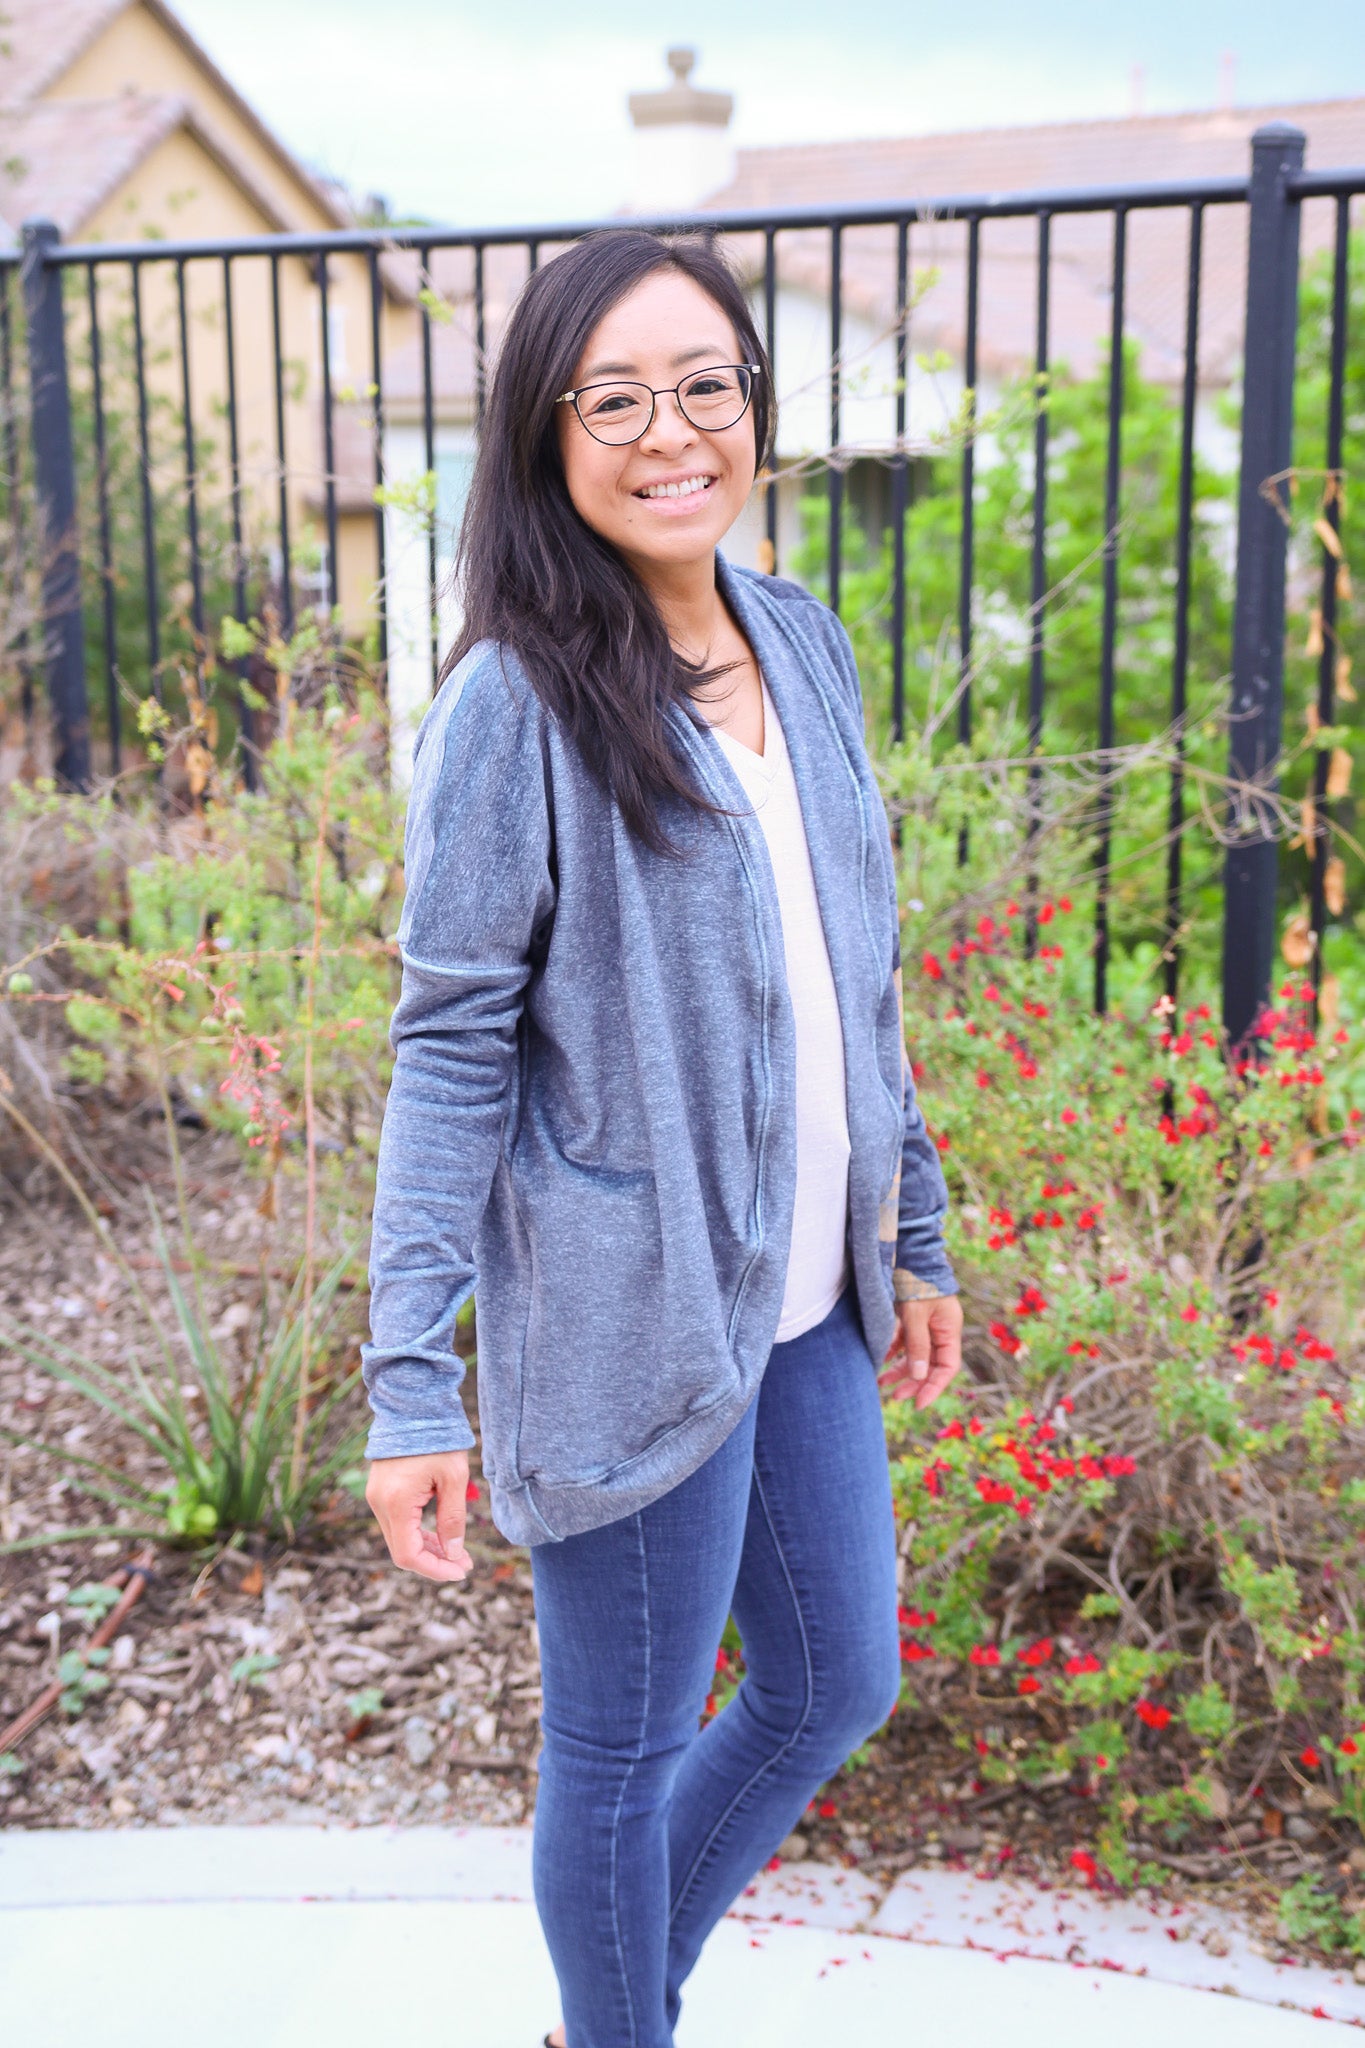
[2,1824,1362,2044]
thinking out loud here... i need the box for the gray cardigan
[361,557,957,1546]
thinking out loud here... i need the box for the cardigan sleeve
[361,648,556,1460]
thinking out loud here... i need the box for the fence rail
[1,125,1363,1047]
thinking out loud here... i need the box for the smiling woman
[360,227,963,2048]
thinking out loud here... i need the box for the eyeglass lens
[576,366,753,445]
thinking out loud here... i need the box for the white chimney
[628,48,735,216]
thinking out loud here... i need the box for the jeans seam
[606,1512,650,2048]
[666,1462,813,1926]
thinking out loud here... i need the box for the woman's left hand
[883,1295,964,1409]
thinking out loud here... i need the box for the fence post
[1222,125,1304,1047]
[20,219,90,790]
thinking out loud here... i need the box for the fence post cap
[1248,121,1307,153]
[19,218,61,244]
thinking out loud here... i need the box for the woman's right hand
[365,1450,473,1582]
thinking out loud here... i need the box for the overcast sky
[175,0,1365,225]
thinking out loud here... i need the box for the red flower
[466,1481,481,1502]
[1179,1303,1200,1324]
[819,1800,838,1818]
[1065,1654,1102,1676]
[1341,1738,1359,1758]
[989,1321,1022,1356]
[898,1606,938,1628]
[1070,1848,1099,1884]
[1301,1746,1322,1770]
[1135,1699,1172,1730]
[1102,1454,1137,1478]
[977,1477,1017,1505]
[1017,1675,1042,1695]
[1018,1637,1054,1667]
[969,1644,1001,1667]
[922,951,944,980]
[900,1641,936,1662]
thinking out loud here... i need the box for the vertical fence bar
[86,264,120,774]
[130,260,161,697]
[176,259,205,651]
[958,215,980,753]
[890,218,910,745]
[1027,211,1051,858]
[270,252,293,632]
[316,253,339,614]
[1165,204,1205,1003]
[419,243,439,695]
[528,240,540,276]
[1223,124,1306,1047]
[1309,193,1351,1001]
[368,246,388,675]
[221,256,255,788]
[21,220,91,787]
[1093,208,1128,1015]
[828,223,843,616]
[473,243,487,431]
[0,269,31,734]
[762,225,778,574]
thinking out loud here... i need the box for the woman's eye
[683,376,728,397]
[589,390,640,416]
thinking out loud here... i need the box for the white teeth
[639,475,713,500]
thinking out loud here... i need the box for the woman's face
[555,268,758,582]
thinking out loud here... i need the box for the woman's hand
[883,1295,964,1409]
[365,1451,474,1582]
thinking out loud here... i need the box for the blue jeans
[529,1288,901,2048]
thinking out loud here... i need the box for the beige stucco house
[0,0,413,632]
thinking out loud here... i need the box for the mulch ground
[1,1116,1360,1974]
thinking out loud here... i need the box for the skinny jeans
[530,1287,902,2048]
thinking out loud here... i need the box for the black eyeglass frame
[555,363,762,446]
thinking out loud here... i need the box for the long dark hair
[443,230,774,853]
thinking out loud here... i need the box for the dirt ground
[0,1120,1359,1972]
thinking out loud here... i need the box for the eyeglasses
[556,363,761,446]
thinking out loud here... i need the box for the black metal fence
[1,123,1362,1047]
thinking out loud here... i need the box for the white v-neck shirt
[714,681,852,1341]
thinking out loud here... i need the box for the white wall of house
[383,420,476,787]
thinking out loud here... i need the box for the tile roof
[0,0,123,105]
[0,0,352,231]
[0,93,184,243]
[0,93,295,246]
[701,98,1365,390]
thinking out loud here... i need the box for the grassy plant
[0,1183,365,1551]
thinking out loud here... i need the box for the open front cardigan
[361,557,957,1546]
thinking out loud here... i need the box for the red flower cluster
[1135,1699,1172,1730]
[218,1028,291,1148]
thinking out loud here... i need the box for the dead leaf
[1324,857,1347,917]
[257,1180,276,1221]
[1304,608,1324,658]
[1339,563,1353,604]
[185,743,213,797]
[1281,913,1315,969]
[1320,975,1341,1028]
[1300,795,1317,845]
[1338,655,1357,704]
[1262,1805,1285,1839]
[1327,747,1353,800]
[1315,516,1344,560]
[238,1561,264,1597]
[1292,1139,1316,1176]
[1306,702,1321,734]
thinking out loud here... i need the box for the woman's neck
[633,552,723,665]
